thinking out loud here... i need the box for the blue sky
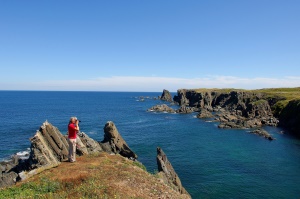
[0,1,299,91]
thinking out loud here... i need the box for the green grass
[0,177,60,199]
[132,161,147,171]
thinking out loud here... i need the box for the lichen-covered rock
[156,147,190,197]
[148,104,176,113]
[161,89,173,102]
[101,121,137,160]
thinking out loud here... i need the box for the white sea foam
[16,151,29,156]
[15,148,30,160]
[87,131,97,135]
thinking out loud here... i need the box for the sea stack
[101,121,138,160]
[156,147,191,198]
[161,89,173,102]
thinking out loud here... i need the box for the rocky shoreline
[148,88,300,140]
[0,121,191,198]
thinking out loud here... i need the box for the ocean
[1,91,300,198]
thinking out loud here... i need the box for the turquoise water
[1,91,300,198]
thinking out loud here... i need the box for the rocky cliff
[278,99,300,135]
[171,88,300,136]
[0,121,191,198]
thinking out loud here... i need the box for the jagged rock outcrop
[28,121,69,170]
[156,147,191,198]
[100,121,138,160]
[0,121,106,188]
[148,104,176,113]
[76,132,103,155]
[197,108,214,118]
[250,129,275,140]
[173,89,190,106]
[0,121,69,188]
[161,89,173,102]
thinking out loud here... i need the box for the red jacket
[68,123,77,139]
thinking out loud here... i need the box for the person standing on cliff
[68,117,79,162]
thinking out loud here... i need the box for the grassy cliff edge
[0,153,190,199]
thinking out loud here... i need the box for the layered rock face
[156,147,191,198]
[0,121,69,188]
[28,121,69,170]
[101,121,138,160]
[160,89,173,102]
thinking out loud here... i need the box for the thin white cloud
[1,75,300,91]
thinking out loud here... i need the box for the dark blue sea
[1,91,300,198]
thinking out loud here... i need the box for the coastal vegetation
[0,153,188,199]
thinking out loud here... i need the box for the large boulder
[161,89,173,102]
[0,172,18,188]
[156,147,190,197]
[100,121,138,160]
